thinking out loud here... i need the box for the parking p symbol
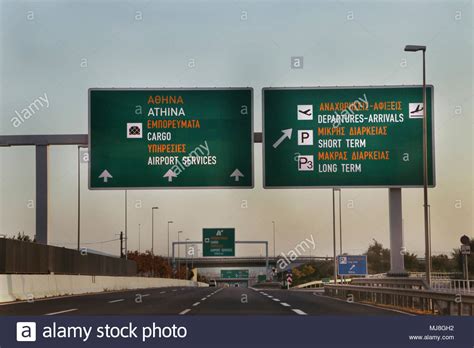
[298,130,313,146]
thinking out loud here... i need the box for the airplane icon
[409,103,424,118]
[299,108,312,116]
[297,105,313,120]
[410,104,423,114]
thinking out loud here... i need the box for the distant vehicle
[209,280,217,287]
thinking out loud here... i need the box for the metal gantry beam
[0,134,88,146]
[0,133,263,246]
[1,135,87,244]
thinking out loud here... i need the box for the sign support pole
[35,145,48,244]
[332,189,337,284]
[388,188,407,275]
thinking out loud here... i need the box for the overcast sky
[0,0,472,259]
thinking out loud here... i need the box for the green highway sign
[89,88,253,189]
[203,228,235,257]
[220,269,249,279]
[263,86,435,188]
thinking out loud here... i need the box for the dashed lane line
[192,302,200,307]
[179,309,191,315]
[45,308,78,316]
[292,309,307,315]
[108,299,125,304]
[280,302,291,307]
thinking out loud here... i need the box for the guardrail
[351,277,429,290]
[294,278,352,289]
[324,284,474,316]
[409,272,463,280]
[432,279,473,293]
[367,272,463,280]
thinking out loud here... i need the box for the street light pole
[168,221,174,265]
[138,223,141,253]
[338,189,342,255]
[177,231,183,279]
[77,146,81,251]
[185,238,189,280]
[272,221,276,258]
[332,188,337,284]
[404,44,431,286]
[124,190,128,259]
[151,207,158,277]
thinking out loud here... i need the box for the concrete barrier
[0,274,208,303]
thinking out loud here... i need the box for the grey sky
[0,0,472,258]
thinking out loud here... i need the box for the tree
[365,239,390,274]
[11,232,34,242]
[431,254,454,273]
[127,250,173,278]
[404,252,422,272]
[452,238,474,276]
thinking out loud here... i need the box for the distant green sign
[221,269,249,279]
[263,86,435,188]
[89,88,253,189]
[203,228,235,257]
[257,274,267,283]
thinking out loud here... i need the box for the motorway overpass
[171,256,330,268]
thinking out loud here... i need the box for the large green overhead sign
[263,86,435,188]
[89,88,253,189]
[203,228,235,257]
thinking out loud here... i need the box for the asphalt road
[0,286,407,316]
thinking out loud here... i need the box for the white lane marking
[45,308,78,316]
[108,299,125,303]
[267,296,273,299]
[292,309,307,315]
[172,289,177,292]
[201,298,207,301]
[142,294,150,297]
[160,291,166,294]
[273,298,280,302]
[280,302,291,307]
[192,302,200,307]
[206,295,211,298]
[179,309,191,315]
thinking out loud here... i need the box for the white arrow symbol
[98,170,112,183]
[272,128,293,148]
[230,169,244,182]
[349,265,356,271]
[163,169,177,182]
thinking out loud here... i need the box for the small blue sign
[337,255,367,275]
